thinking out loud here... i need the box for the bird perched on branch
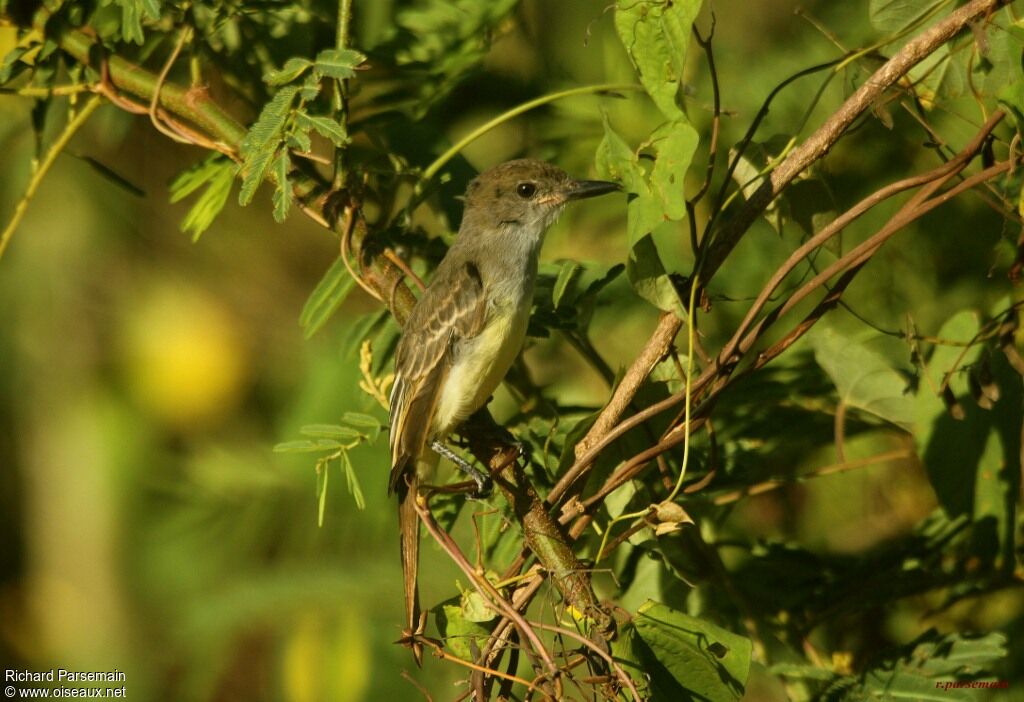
[388,159,619,663]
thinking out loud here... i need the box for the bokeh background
[1,0,1021,699]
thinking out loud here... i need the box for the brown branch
[717,110,1005,368]
[525,620,641,702]
[547,312,683,506]
[549,0,1007,516]
[415,493,561,698]
[700,0,1010,282]
[567,144,1016,527]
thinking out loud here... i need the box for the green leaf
[614,0,702,120]
[169,156,237,241]
[436,598,496,660]
[138,0,160,17]
[299,424,360,440]
[910,632,1007,676]
[634,600,751,702]
[299,256,357,338]
[627,234,685,314]
[647,120,697,223]
[914,309,1022,569]
[300,73,322,101]
[295,112,349,147]
[869,0,945,33]
[286,129,312,154]
[105,0,160,44]
[274,440,326,453]
[271,151,292,223]
[264,57,314,86]
[241,87,300,153]
[341,412,381,429]
[239,85,300,205]
[859,631,1008,701]
[552,261,581,308]
[341,451,365,509]
[459,589,494,623]
[596,116,697,246]
[0,43,35,84]
[810,325,914,430]
[238,86,299,207]
[769,663,836,681]
[313,48,366,80]
[608,623,653,699]
[997,77,1024,129]
[238,148,274,207]
[341,412,382,441]
[906,43,950,110]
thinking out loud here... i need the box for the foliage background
[0,0,1022,700]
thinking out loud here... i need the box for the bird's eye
[516,182,537,199]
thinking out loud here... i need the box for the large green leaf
[634,600,751,702]
[614,0,703,120]
[860,631,1007,701]
[868,0,946,33]
[597,115,697,246]
[914,310,1022,569]
[597,116,696,312]
[106,0,161,44]
[810,326,914,430]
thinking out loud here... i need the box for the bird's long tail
[396,452,438,667]
[397,471,422,665]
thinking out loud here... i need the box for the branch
[57,27,247,148]
[0,95,103,259]
[559,114,1012,526]
[550,1,1008,513]
[700,0,1010,282]
[547,311,682,506]
[414,494,560,698]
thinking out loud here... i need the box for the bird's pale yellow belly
[432,301,528,437]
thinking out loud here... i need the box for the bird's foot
[430,440,493,498]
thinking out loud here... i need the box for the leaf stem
[332,0,354,189]
[1,84,93,97]
[336,0,353,51]
[0,95,103,260]
[420,83,643,183]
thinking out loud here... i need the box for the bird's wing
[388,260,488,490]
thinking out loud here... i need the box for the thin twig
[0,95,103,260]
[701,0,1012,282]
[526,620,641,702]
[149,26,194,145]
[711,449,913,505]
[415,495,562,697]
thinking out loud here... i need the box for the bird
[387,158,619,663]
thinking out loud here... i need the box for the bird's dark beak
[565,179,621,201]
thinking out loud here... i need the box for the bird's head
[460,159,619,243]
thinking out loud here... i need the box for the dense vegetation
[1,0,1022,699]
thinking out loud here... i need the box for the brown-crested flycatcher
[388,159,618,662]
